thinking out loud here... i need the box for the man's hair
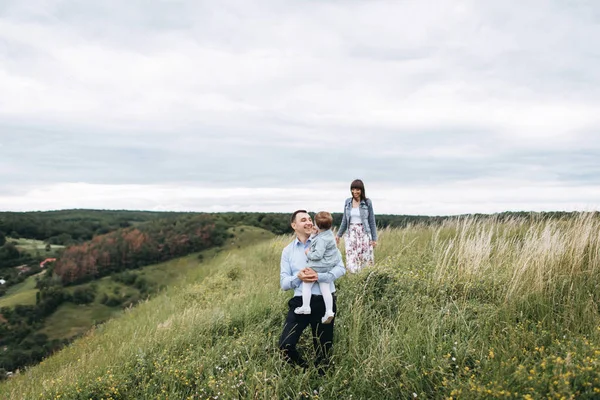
[290,209,308,224]
[314,211,333,230]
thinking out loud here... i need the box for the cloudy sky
[1,0,599,215]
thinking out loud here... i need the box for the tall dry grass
[432,213,600,305]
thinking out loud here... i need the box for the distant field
[0,273,42,308]
[4,272,40,296]
[0,287,37,308]
[10,237,64,257]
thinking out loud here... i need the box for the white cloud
[1,180,598,215]
[1,0,599,213]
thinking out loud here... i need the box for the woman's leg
[357,225,373,270]
[346,224,373,272]
[345,226,360,273]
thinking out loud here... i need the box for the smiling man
[278,209,346,373]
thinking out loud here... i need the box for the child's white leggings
[301,281,333,313]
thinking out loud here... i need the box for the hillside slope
[2,215,600,399]
[0,226,274,376]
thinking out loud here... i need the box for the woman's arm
[368,199,377,241]
[337,200,349,238]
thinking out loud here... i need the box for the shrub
[226,266,242,281]
[72,287,96,305]
[111,271,137,285]
[98,293,109,305]
[104,296,122,307]
[134,277,149,293]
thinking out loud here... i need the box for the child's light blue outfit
[306,229,340,273]
[295,229,339,323]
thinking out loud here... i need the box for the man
[278,210,346,371]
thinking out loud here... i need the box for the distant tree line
[0,210,178,245]
[2,209,586,245]
[44,214,229,285]
[0,240,25,269]
[0,210,304,246]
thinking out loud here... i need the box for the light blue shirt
[280,236,346,297]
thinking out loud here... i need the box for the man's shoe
[294,306,311,314]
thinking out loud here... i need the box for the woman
[336,179,377,273]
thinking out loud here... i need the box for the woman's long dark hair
[350,179,367,201]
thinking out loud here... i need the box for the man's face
[291,212,313,236]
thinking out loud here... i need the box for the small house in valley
[40,258,57,268]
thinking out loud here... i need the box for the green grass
[38,278,139,341]
[136,225,275,287]
[4,217,600,399]
[39,303,121,340]
[0,273,42,308]
[0,287,37,308]
[4,272,40,296]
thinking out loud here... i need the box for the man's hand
[371,241,377,248]
[298,267,318,282]
[335,236,340,245]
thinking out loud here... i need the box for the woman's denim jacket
[337,198,377,241]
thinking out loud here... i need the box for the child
[294,211,340,324]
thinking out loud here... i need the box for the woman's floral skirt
[345,223,374,273]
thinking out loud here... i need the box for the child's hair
[314,211,333,230]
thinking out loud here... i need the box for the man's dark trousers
[278,294,336,369]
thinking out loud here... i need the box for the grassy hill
[36,225,274,342]
[2,215,600,399]
[0,226,274,375]
[0,225,270,308]
[0,273,41,308]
